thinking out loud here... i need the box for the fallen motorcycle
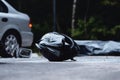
[36,32,80,61]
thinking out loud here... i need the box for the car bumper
[21,32,33,47]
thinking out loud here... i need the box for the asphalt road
[1,56,120,80]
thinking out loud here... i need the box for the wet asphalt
[0,55,120,80]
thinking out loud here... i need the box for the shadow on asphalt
[78,52,120,57]
[0,62,9,64]
[91,53,120,56]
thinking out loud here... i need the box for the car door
[0,0,8,39]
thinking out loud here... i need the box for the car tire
[1,31,20,58]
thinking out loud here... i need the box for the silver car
[0,0,33,58]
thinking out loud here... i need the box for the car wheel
[1,32,20,58]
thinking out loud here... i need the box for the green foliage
[72,17,105,40]
[71,17,120,40]
[32,22,52,43]
[111,25,120,40]
[101,0,118,6]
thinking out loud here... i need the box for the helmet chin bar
[36,32,80,61]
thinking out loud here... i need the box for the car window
[5,0,19,10]
[0,1,8,13]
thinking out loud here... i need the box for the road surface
[0,56,120,80]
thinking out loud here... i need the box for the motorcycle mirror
[19,48,32,58]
